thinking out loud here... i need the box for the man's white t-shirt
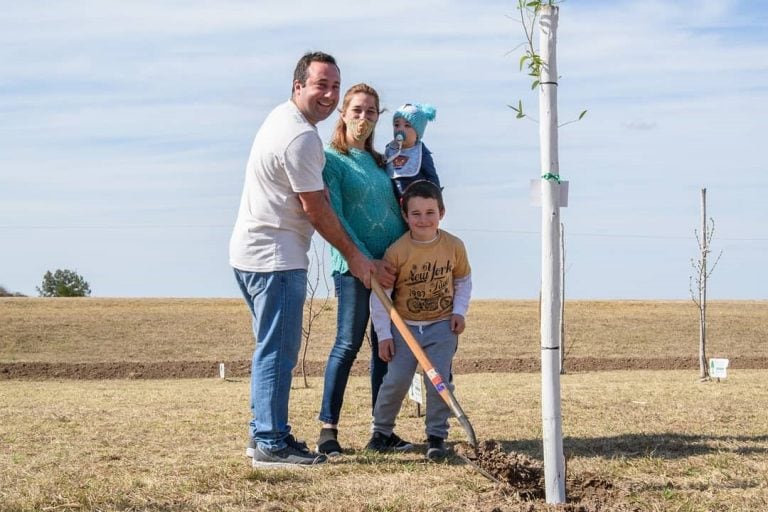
[229,100,326,272]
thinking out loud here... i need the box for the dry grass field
[2,372,768,511]
[2,298,767,377]
[2,298,768,510]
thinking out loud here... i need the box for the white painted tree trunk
[538,5,566,504]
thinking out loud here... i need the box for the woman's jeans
[233,268,306,451]
[318,272,388,425]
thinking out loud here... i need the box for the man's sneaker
[316,428,343,457]
[247,434,308,458]
[426,435,447,461]
[248,435,313,461]
[285,434,311,453]
[365,432,414,453]
[251,436,327,468]
[245,437,256,458]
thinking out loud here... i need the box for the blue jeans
[318,272,388,425]
[234,268,306,451]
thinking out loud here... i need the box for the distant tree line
[0,285,26,297]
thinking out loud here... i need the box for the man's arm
[299,189,375,287]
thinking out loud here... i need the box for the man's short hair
[292,51,338,92]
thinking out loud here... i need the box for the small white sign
[709,358,729,379]
[408,371,424,405]
[219,363,226,379]
[529,179,569,207]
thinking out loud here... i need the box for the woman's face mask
[347,118,375,142]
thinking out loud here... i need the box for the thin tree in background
[689,188,723,381]
[559,222,566,374]
[300,239,332,388]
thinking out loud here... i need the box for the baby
[384,103,441,199]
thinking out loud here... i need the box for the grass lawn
[2,371,768,511]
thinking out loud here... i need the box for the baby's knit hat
[393,103,436,141]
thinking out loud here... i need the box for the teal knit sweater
[322,146,406,275]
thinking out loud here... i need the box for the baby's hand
[378,339,395,362]
[450,314,465,335]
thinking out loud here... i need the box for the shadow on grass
[244,433,768,476]
[492,433,768,460]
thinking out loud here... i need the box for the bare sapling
[559,222,566,374]
[689,188,723,381]
[300,239,332,388]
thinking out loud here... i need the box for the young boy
[366,180,472,461]
[384,103,441,199]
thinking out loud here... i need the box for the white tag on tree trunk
[530,179,569,207]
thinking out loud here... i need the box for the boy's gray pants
[372,319,458,440]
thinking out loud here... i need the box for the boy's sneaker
[365,432,414,453]
[388,432,414,451]
[426,435,447,461]
[365,432,390,452]
[316,427,343,457]
[251,435,326,468]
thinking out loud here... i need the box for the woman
[316,83,411,455]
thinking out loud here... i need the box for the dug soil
[457,440,633,511]
[2,355,767,380]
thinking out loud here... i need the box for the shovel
[370,275,477,448]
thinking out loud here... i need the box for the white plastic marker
[709,358,729,380]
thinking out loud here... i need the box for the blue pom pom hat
[392,103,436,141]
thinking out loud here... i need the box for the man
[230,52,376,467]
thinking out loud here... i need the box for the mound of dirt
[567,474,620,510]
[458,440,544,500]
[457,440,628,511]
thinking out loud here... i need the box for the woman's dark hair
[401,180,444,214]
[329,83,385,166]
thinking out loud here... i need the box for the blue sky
[1,0,767,299]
